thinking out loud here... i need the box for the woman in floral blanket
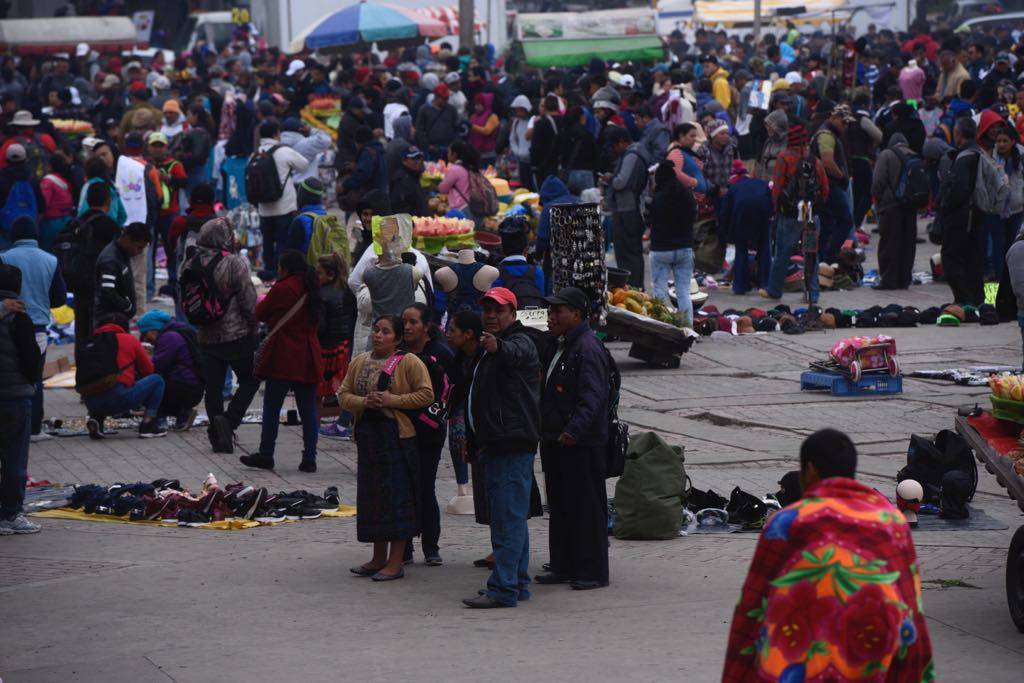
[723,429,934,682]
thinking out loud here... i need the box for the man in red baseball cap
[415,82,459,160]
[462,286,542,609]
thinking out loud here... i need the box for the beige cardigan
[339,351,434,439]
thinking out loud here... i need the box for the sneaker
[239,454,275,470]
[0,514,41,534]
[323,486,341,507]
[29,432,52,442]
[298,460,317,473]
[139,420,168,439]
[319,423,352,440]
[275,499,322,520]
[177,509,212,527]
[254,507,286,523]
[235,487,268,520]
[86,417,104,440]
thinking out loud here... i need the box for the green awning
[521,36,664,68]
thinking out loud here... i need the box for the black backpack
[75,331,123,396]
[178,253,233,326]
[378,352,452,442]
[894,148,930,209]
[498,263,545,309]
[778,152,823,217]
[245,144,286,204]
[54,212,103,293]
[897,430,977,504]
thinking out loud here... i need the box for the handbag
[253,294,308,373]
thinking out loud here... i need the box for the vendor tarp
[522,36,665,68]
[0,17,140,54]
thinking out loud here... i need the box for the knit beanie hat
[138,310,171,333]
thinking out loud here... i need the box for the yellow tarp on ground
[32,505,357,531]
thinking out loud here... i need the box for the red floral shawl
[722,477,934,683]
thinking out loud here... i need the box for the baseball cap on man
[147,131,169,146]
[286,59,305,76]
[480,287,517,309]
[433,83,450,99]
[403,146,424,159]
[545,287,590,313]
[5,143,25,162]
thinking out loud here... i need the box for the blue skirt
[355,411,420,543]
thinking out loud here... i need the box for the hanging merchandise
[549,202,607,323]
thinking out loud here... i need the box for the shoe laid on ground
[139,420,168,438]
[534,572,573,585]
[758,288,780,300]
[177,509,212,527]
[0,514,41,534]
[371,569,405,582]
[462,593,513,609]
[319,423,352,440]
[278,503,322,520]
[570,579,608,591]
[425,554,443,566]
[233,487,268,520]
[210,415,234,453]
[298,460,317,473]
[239,454,275,470]
[253,507,285,523]
[323,486,341,507]
[86,417,104,440]
[29,432,52,442]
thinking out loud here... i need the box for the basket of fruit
[990,374,1024,424]
[609,287,683,327]
[412,216,476,253]
[300,96,341,141]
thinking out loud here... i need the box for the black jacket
[0,301,40,400]
[318,283,357,348]
[94,240,137,320]
[390,166,429,217]
[939,143,981,232]
[540,322,609,446]
[74,209,121,295]
[650,184,696,251]
[414,103,460,150]
[468,321,541,456]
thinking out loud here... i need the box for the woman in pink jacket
[437,140,480,221]
[39,151,76,251]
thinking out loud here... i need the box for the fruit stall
[953,374,1024,633]
[301,95,341,141]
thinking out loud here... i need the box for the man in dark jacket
[536,287,610,591]
[939,117,985,305]
[871,133,918,290]
[72,182,121,359]
[340,126,387,198]
[463,286,541,609]
[389,146,429,216]
[414,84,459,161]
[335,96,367,168]
[94,222,150,321]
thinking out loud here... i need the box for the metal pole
[753,0,762,43]
[459,0,474,51]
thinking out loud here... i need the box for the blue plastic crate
[800,370,903,396]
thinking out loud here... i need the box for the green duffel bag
[612,431,690,540]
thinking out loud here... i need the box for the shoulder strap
[264,293,308,343]
[377,352,406,391]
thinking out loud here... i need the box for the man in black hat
[535,286,611,591]
[389,145,429,216]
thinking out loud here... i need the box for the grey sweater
[871,133,912,214]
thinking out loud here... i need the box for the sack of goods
[612,431,690,540]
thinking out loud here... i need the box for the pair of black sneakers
[247,487,341,523]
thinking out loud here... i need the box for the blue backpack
[0,180,37,231]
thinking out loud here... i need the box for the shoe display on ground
[177,509,211,527]
[0,514,41,534]
[253,507,286,523]
[323,486,341,507]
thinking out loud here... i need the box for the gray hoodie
[193,218,259,346]
[606,142,646,213]
[756,109,789,181]
[280,129,332,184]
[871,133,912,214]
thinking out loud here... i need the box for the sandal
[371,568,405,582]
[349,564,384,577]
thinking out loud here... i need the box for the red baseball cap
[433,83,450,99]
[480,287,517,309]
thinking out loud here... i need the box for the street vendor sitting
[722,429,934,682]
[138,310,204,431]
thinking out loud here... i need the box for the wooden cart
[954,415,1024,632]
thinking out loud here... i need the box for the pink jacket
[438,162,471,210]
[40,173,73,218]
[666,146,700,189]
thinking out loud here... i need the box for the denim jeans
[259,378,318,464]
[85,375,165,420]
[650,248,695,326]
[484,451,535,606]
[259,213,295,274]
[766,215,820,303]
[819,184,854,264]
[0,396,31,518]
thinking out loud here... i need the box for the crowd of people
[0,12,1013,673]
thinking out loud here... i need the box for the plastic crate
[800,370,903,396]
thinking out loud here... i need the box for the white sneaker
[0,514,41,534]
[29,432,52,442]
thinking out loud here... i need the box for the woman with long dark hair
[240,249,324,473]
[316,252,357,412]
[438,139,481,222]
[401,303,453,565]
[39,149,76,251]
[341,314,433,581]
[649,160,697,324]
[988,127,1024,279]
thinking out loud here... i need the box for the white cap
[785,71,802,86]
[76,42,90,58]
[153,75,171,90]
[286,59,305,77]
[619,74,636,89]
[444,71,461,84]
[510,94,531,112]
[81,136,103,152]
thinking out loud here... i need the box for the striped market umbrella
[291,1,448,52]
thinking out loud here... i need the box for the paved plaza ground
[3,237,1024,681]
